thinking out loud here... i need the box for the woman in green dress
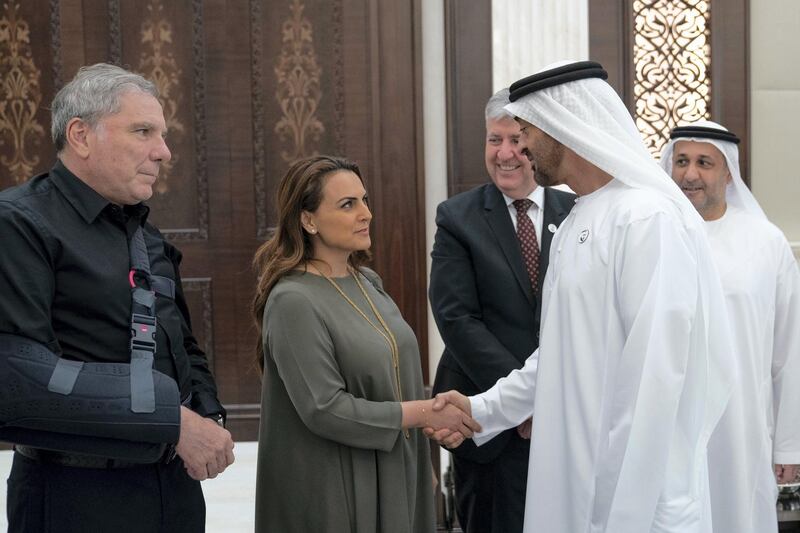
[252,155,480,532]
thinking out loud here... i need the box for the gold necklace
[319,268,410,439]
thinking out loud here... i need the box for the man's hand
[517,417,532,440]
[176,406,235,481]
[427,403,481,438]
[431,390,471,415]
[775,464,799,484]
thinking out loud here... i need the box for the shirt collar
[502,185,544,210]
[50,160,149,224]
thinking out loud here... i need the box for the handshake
[415,391,479,449]
[412,391,534,448]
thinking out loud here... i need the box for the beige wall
[750,0,800,259]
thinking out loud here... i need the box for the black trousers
[6,451,206,533]
[453,433,529,533]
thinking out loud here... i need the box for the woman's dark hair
[252,155,370,371]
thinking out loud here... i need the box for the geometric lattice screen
[633,0,711,159]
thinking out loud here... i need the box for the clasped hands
[421,391,479,449]
[421,391,533,448]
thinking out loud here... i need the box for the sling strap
[127,226,176,413]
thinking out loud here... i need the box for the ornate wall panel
[252,0,344,238]
[112,0,209,240]
[591,0,749,179]
[633,0,711,158]
[0,1,58,188]
[108,0,122,64]
[182,277,214,368]
[49,0,63,88]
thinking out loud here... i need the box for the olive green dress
[255,268,435,532]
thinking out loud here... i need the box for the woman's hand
[401,397,481,449]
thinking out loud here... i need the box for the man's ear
[64,118,92,159]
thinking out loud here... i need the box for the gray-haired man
[0,63,234,532]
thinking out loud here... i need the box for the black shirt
[0,161,223,418]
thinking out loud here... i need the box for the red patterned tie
[513,199,540,293]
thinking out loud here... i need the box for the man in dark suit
[429,88,575,533]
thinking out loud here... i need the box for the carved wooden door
[0,0,428,440]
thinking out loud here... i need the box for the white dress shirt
[502,186,545,240]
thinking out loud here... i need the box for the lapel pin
[547,223,557,233]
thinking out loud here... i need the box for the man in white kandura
[661,120,800,533]
[429,61,738,533]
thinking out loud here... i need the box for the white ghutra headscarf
[659,119,767,220]
[504,60,706,231]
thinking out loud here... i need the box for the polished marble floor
[0,441,258,532]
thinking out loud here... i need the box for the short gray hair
[485,88,514,122]
[51,63,159,152]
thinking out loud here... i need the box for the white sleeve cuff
[469,395,501,446]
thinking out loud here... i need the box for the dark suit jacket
[430,183,575,463]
